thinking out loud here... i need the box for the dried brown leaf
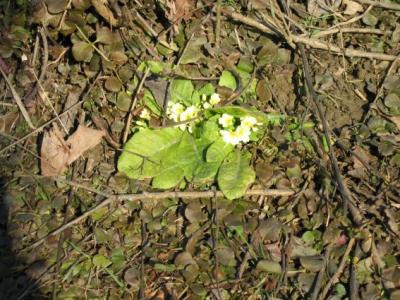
[91,0,118,26]
[41,125,70,176]
[0,112,19,133]
[41,125,105,176]
[67,125,105,164]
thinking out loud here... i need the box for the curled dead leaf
[343,0,363,15]
[91,0,118,26]
[41,124,105,176]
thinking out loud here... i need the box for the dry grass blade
[0,67,35,129]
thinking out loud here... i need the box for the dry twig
[24,183,294,251]
[319,238,356,299]
[0,67,35,129]
[221,9,398,61]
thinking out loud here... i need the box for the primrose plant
[118,68,281,199]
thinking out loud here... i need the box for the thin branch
[24,27,49,108]
[221,9,398,61]
[310,244,332,300]
[0,67,35,129]
[292,35,397,61]
[24,186,294,251]
[319,238,356,299]
[355,0,400,10]
[216,0,222,47]
[122,67,150,143]
[350,241,361,300]
[313,27,387,38]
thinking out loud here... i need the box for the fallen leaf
[91,0,118,27]
[41,125,70,176]
[67,125,105,164]
[0,112,19,133]
[164,0,193,33]
[343,0,363,15]
[41,124,105,176]
[60,86,83,132]
[388,115,400,132]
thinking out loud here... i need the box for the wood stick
[24,188,294,251]
[221,9,398,61]
[0,67,35,129]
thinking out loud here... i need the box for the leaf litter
[0,0,399,299]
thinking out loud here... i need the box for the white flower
[139,108,151,120]
[180,105,199,122]
[167,102,185,122]
[220,129,241,145]
[218,114,234,128]
[209,93,221,105]
[203,102,212,109]
[235,125,251,143]
[240,116,258,129]
[220,125,251,145]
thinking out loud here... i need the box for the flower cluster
[166,93,221,131]
[218,114,261,145]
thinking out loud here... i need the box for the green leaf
[143,89,162,116]
[198,83,215,96]
[116,92,131,111]
[46,0,69,14]
[138,60,170,74]
[118,128,183,179]
[109,51,128,65]
[192,116,220,142]
[180,37,207,64]
[96,27,114,44]
[219,70,237,90]
[111,248,125,269]
[105,77,122,92]
[152,132,204,188]
[152,143,185,189]
[206,138,234,163]
[256,260,282,274]
[72,41,93,62]
[217,150,255,200]
[93,254,112,268]
[170,79,194,106]
[193,161,220,183]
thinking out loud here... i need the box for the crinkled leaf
[72,41,93,62]
[92,254,112,268]
[256,260,282,274]
[206,138,234,163]
[193,161,220,183]
[299,256,324,272]
[192,116,220,142]
[46,0,69,13]
[109,51,128,65]
[198,83,215,96]
[105,77,122,92]
[219,70,237,90]
[217,150,255,200]
[170,79,194,106]
[180,37,206,64]
[118,128,183,180]
[143,89,162,116]
[152,132,204,188]
[96,27,114,44]
[152,143,185,189]
[116,91,131,111]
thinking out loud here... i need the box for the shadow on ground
[0,176,46,299]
